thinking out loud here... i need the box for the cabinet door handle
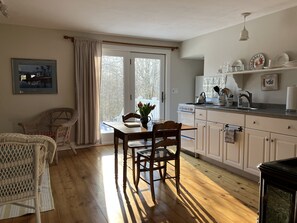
[253,121,256,124]
[271,139,274,143]
[288,126,291,129]
[265,137,269,141]
[199,114,202,116]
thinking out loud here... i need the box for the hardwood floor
[1,145,259,223]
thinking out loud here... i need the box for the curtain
[74,38,101,145]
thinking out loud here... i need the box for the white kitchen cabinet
[195,108,297,176]
[223,130,244,169]
[195,120,206,155]
[206,110,245,169]
[245,115,297,176]
[245,115,297,136]
[244,128,270,176]
[206,121,224,162]
[195,109,207,156]
[270,133,297,161]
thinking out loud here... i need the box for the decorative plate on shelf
[272,53,289,68]
[232,59,244,71]
[249,53,266,70]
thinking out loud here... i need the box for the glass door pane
[132,53,165,121]
[100,55,124,133]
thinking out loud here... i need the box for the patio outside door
[100,50,165,141]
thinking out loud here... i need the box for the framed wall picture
[11,58,57,94]
[261,73,279,91]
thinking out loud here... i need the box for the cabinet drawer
[246,115,297,136]
[195,109,207,120]
[178,111,194,126]
[207,110,244,126]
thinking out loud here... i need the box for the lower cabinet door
[223,131,244,170]
[244,128,270,176]
[195,120,206,155]
[206,122,224,162]
[270,133,297,161]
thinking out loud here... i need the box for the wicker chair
[0,133,57,223]
[18,107,78,163]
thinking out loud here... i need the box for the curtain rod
[63,35,179,51]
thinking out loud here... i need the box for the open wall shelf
[225,66,297,75]
[224,66,297,90]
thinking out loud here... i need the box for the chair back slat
[151,121,181,160]
[155,138,178,148]
[122,113,141,122]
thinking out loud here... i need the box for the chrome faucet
[238,91,252,108]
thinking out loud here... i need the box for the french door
[100,50,165,136]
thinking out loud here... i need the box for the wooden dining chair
[135,121,182,203]
[122,113,152,184]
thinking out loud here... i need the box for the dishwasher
[177,104,196,156]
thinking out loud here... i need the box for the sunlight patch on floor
[100,153,152,222]
[101,154,125,222]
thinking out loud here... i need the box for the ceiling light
[0,0,8,17]
[239,12,251,41]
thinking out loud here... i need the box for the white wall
[0,24,202,132]
[181,6,297,104]
[170,51,204,121]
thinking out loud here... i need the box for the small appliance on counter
[195,92,206,104]
[286,85,297,112]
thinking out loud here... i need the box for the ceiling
[1,0,297,41]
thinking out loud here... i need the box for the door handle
[161,92,164,103]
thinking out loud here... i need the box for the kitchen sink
[236,107,258,111]
[224,106,259,111]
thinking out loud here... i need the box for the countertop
[194,103,297,120]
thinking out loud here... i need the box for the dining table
[103,121,196,192]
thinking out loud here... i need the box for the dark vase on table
[140,116,151,129]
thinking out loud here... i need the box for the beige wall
[0,25,75,133]
[181,6,297,104]
[0,24,202,132]
[170,51,204,120]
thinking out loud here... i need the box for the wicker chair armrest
[0,133,57,164]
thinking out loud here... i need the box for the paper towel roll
[286,85,297,111]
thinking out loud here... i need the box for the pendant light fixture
[239,12,251,41]
[0,0,8,17]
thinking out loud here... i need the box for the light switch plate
[172,88,178,94]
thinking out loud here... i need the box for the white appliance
[177,103,196,155]
[286,85,297,111]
